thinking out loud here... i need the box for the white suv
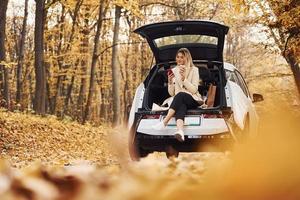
[128,21,263,160]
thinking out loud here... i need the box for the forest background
[0,1,299,198]
[0,0,299,126]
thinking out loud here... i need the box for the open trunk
[141,60,228,112]
[129,61,233,159]
[134,20,230,111]
[134,20,229,63]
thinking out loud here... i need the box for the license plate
[165,116,201,126]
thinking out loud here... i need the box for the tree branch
[96,41,147,57]
[247,72,292,83]
[140,2,183,9]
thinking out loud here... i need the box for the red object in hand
[167,69,174,76]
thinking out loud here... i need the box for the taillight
[221,107,233,119]
[202,114,223,118]
[142,114,160,119]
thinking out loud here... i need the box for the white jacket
[168,66,202,103]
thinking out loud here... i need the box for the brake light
[142,114,160,119]
[221,107,233,119]
[203,114,223,118]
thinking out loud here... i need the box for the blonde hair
[176,48,194,68]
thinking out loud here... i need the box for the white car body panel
[226,80,249,130]
[224,83,232,107]
[137,117,228,136]
[224,62,259,136]
[128,83,144,129]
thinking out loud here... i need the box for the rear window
[154,35,218,48]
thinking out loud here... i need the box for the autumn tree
[76,3,91,121]
[4,0,298,125]
[111,5,121,126]
[16,0,29,108]
[0,0,10,109]
[33,0,47,114]
[110,0,142,126]
[264,0,300,94]
[62,0,84,116]
[83,0,106,123]
[238,0,300,94]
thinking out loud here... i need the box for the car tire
[165,145,179,159]
[128,129,149,161]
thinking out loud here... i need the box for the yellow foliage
[231,0,249,13]
[0,61,17,69]
[114,0,143,18]
[0,109,117,168]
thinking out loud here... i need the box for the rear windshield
[154,35,218,48]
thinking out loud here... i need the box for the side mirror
[253,93,264,103]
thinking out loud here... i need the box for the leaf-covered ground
[1,108,300,200]
[0,109,118,168]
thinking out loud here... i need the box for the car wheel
[165,145,179,159]
[128,129,149,161]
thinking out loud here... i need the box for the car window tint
[234,71,250,97]
[154,35,218,48]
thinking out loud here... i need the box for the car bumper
[136,131,234,152]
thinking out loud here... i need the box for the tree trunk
[123,41,131,123]
[29,73,34,109]
[0,0,10,109]
[52,5,66,114]
[23,37,33,110]
[65,0,82,53]
[16,0,29,108]
[99,53,106,120]
[3,68,10,109]
[77,16,90,121]
[63,65,77,117]
[34,0,47,115]
[112,6,121,127]
[77,35,88,121]
[83,0,105,123]
[285,53,300,95]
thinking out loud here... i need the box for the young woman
[152,48,203,142]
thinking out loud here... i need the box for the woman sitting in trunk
[152,48,204,142]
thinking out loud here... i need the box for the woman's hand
[167,70,175,85]
[179,65,185,81]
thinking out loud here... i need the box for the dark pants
[169,92,199,120]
